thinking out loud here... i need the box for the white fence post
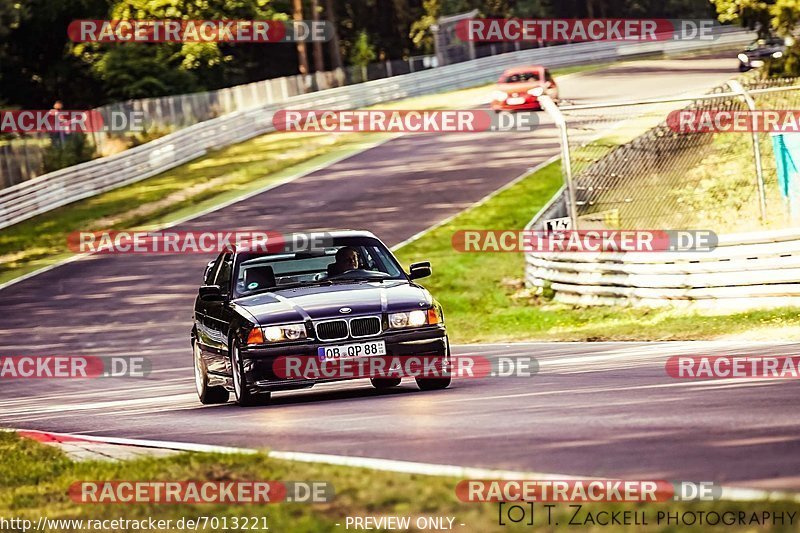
[728,79,768,222]
[540,95,579,229]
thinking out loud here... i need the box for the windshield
[746,38,784,50]
[233,236,406,297]
[500,71,541,83]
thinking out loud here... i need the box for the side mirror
[199,285,224,301]
[409,261,432,280]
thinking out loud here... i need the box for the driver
[328,246,359,276]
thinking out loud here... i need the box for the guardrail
[0,29,753,230]
[524,228,800,309]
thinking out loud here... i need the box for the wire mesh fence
[554,76,800,233]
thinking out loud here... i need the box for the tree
[350,30,376,81]
[92,45,199,100]
[73,0,286,100]
[709,0,800,75]
[410,0,439,54]
[770,0,800,36]
[324,0,343,69]
[0,0,106,108]
[0,0,25,43]
[292,0,310,74]
[0,0,27,104]
[709,0,773,35]
[310,0,325,71]
[350,30,377,66]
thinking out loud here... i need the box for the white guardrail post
[728,79,768,222]
[539,95,579,230]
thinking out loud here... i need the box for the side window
[214,253,233,294]
[361,247,376,270]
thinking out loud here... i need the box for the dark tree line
[1,0,722,109]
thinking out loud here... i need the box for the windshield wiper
[238,279,332,296]
[275,279,334,290]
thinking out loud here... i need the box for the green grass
[394,161,800,343]
[2,432,798,533]
[570,78,798,233]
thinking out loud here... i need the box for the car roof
[502,66,546,75]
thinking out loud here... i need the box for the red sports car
[490,65,559,111]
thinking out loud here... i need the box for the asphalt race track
[5,55,798,490]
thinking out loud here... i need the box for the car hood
[496,82,543,94]
[233,280,433,324]
[745,46,783,58]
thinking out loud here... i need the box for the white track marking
[8,428,800,503]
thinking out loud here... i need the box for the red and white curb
[10,429,181,462]
[8,428,800,503]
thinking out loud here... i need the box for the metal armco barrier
[0,30,752,230]
[524,228,800,309]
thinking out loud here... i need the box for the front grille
[350,317,381,338]
[316,320,348,341]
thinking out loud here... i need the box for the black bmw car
[191,230,450,406]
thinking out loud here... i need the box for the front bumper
[239,325,448,392]
[491,97,542,111]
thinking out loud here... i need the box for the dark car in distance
[738,37,787,71]
[191,231,450,406]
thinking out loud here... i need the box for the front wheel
[230,341,271,407]
[416,338,452,390]
[194,339,229,404]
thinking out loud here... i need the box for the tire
[193,339,229,404]
[416,376,451,390]
[416,337,452,390]
[230,341,271,407]
[371,377,402,389]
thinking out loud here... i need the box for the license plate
[318,340,386,361]
[506,97,526,105]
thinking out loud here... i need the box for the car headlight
[773,51,783,59]
[490,90,508,102]
[262,323,307,342]
[389,308,442,329]
[527,87,544,97]
[738,53,749,63]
